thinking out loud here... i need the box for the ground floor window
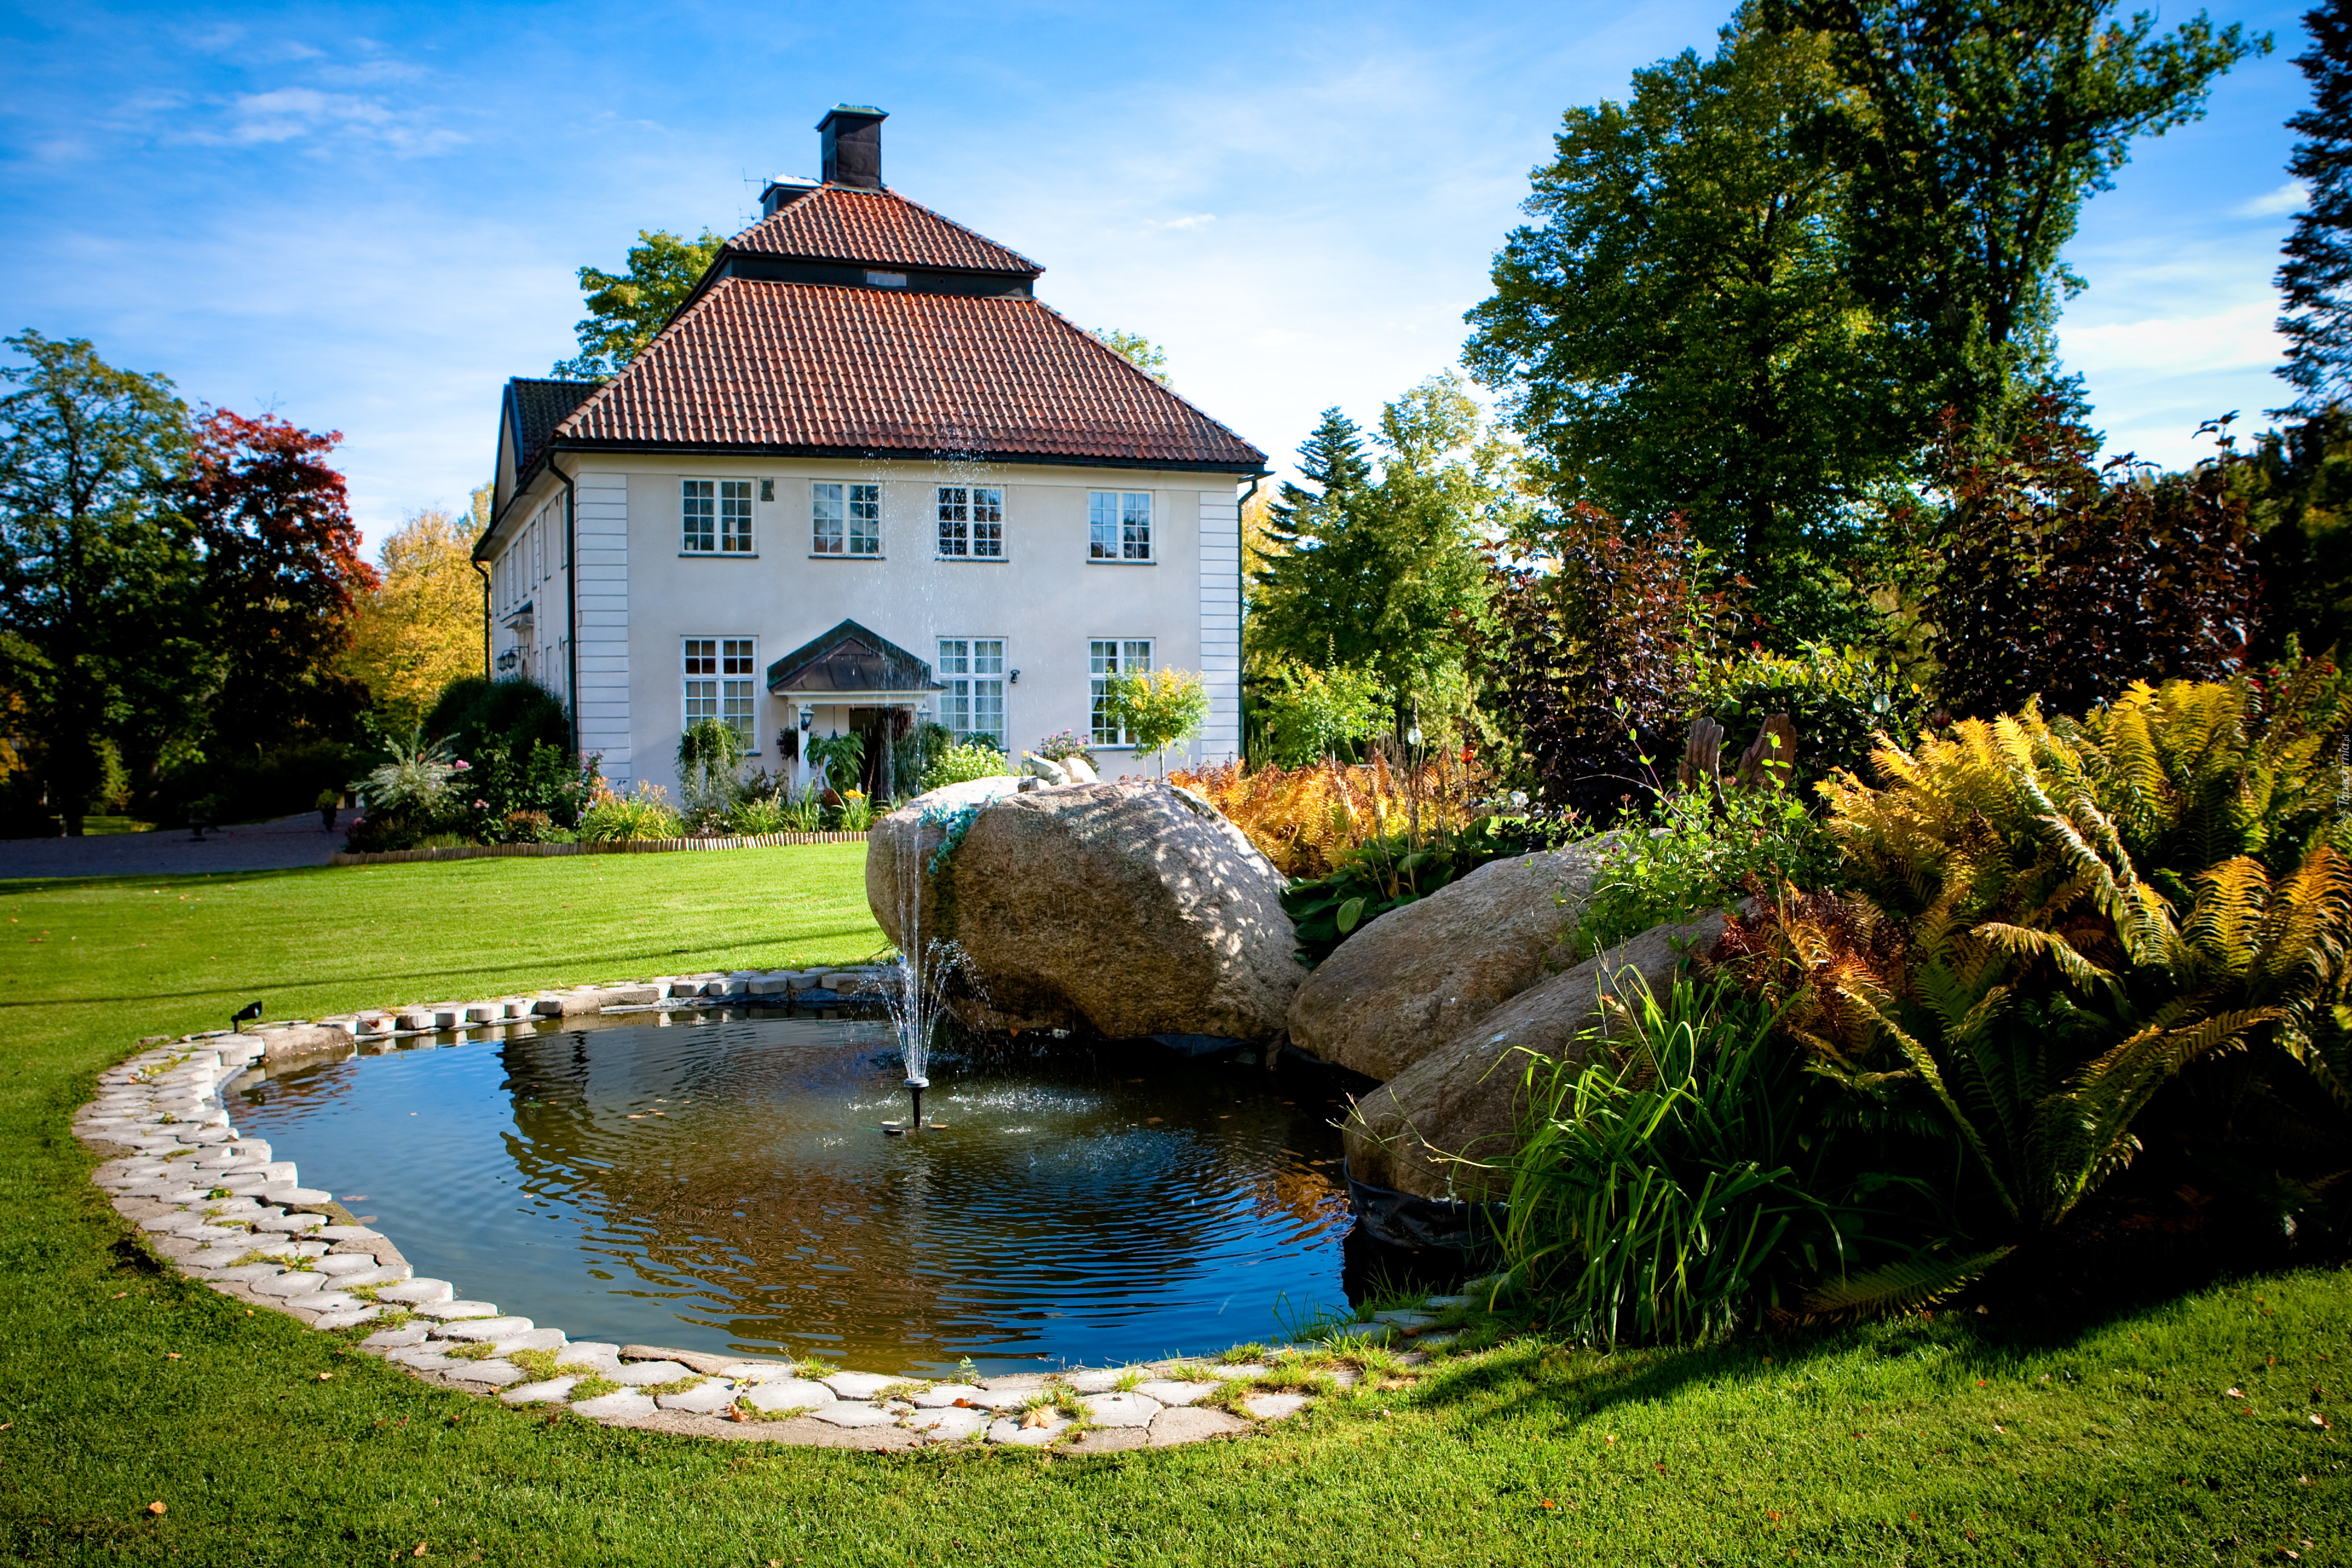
[684,637,757,748]
[1089,638,1152,746]
[939,638,1005,747]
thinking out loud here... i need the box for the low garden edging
[76,978,1477,1454]
[332,830,869,866]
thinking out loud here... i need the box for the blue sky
[0,0,2318,552]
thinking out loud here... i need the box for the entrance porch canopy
[765,618,944,707]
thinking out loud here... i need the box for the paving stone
[252,1270,330,1297]
[1148,1406,1251,1445]
[822,1372,902,1400]
[312,1225,384,1243]
[373,1278,454,1305]
[251,1211,326,1233]
[968,1387,1042,1411]
[1212,1363,1267,1379]
[1373,1310,1437,1328]
[808,1401,897,1428]
[492,1328,567,1354]
[910,1383,988,1408]
[1241,1392,1312,1422]
[570,1390,659,1420]
[309,1253,384,1276]
[203,1263,290,1285]
[433,1316,534,1342]
[500,1378,578,1405]
[302,1292,364,1314]
[741,1379,835,1414]
[986,1413,1070,1446]
[390,1347,463,1372]
[716,1359,797,1382]
[1322,1322,1393,1345]
[1080,1392,1165,1427]
[313,1307,383,1330]
[618,1344,739,1376]
[1061,1368,1128,1394]
[557,1343,622,1370]
[173,1225,250,1247]
[136,1212,199,1233]
[257,1184,332,1206]
[907,1406,990,1441]
[362,1324,432,1350]
[604,1360,690,1386]
[656,1380,740,1414]
[443,1361,524,1387]
[413,1299,500,1321]
[1134,1379,1219,1407]
[1065,1426,1151,1454]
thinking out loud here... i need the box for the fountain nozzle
[904,1076,929,1129]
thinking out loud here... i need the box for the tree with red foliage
[185,410,378,746]
[1928,397,2259,721]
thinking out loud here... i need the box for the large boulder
[1286,840,1613,1082]
[866,779,1301,1040]
[1339,912,1728,1204]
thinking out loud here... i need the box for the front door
[846,707,909,802]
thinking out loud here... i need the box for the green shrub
[1281,816,1564,966]
[676,718,747,832]
[727,794,789,835]
[1573,782,1841,958]
[1681,641,1930,792]
[578,782,684,842]
[918,742,1015,794]
[424,676,569,764]
[1500,975,1907,1346]
[1256,660,1387,767]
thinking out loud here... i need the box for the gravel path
[0,814,344,880]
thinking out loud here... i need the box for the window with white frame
[814,482,882,555]
[938,638,1006,747]
[1089,638,1152,746]
[1088,491,1152,560]
[684,638,757,748]
[936,485,1004,558]
[682,479,751,554]
[720,480,753,552]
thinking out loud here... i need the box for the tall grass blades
[1500,976,1863,1346]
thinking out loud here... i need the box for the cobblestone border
[75,982,1474,1453]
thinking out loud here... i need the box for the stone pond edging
[330,830,870,867]
[74,974,1472,1454]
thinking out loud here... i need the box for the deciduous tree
[551,229,726,382]
[187,409,377,747]
[1466,21,1915,644]
[343,505,485,730]
[0,331,208,831]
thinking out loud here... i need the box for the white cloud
[2061,301,2282,378]
[2233,181,2308,218]
[1149,213,1216,230]
[176,84,465,155]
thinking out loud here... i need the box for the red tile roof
[554,278,1265,470]
[728,186,1042,277]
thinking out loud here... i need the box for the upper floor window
[1089,491,1152,561]
[937,486,1004,558]
[684,479,754,554]
[814,482,881,556]
[684,637,757,748]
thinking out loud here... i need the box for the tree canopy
[343,497,490,733]
[1091,329,1172,385]
[1465,21,1915,642]
[551,229,727,382]
[2278,0,2352,413]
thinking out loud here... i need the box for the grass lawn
[2,848,2348,1566]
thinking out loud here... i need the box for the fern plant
[1786,673,2352,1238]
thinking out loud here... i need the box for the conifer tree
[1258,408,1372,558]
[2279,0,2352,413]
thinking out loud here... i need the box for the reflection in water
[234,1013,1356,1374]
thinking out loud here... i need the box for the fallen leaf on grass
[1021,1408,1051,1430]
[145,1503,165,1517]
[413,1544,428,1558]
[111,1292,127,1299]
[2229,1387,2246,1399]
[166,1353,180,1361]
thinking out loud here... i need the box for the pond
[230,1010,1361,1376]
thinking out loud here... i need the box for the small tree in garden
[1107,667,1210,778]
[1928,397,2259,720]
[1477,507,1730,822]
[675,717,745,831]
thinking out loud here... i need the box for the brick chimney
[818,105,887,190]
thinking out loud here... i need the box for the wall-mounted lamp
[1009,668,1021,685]
[799,705,814,732]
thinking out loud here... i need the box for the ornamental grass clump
[577,781,684,842]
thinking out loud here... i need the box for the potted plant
[316,786,341,832]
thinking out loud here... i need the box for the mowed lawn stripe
[0,848,2346,1565]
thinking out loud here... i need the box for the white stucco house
[478,105,1268,801]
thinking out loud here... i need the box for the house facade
[480,106,1267,801]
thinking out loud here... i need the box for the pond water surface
[232,1011,1358,1375]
